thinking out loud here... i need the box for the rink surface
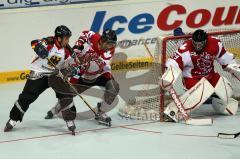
[0,70,240,159]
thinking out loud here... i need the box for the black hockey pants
[9,76,49,121]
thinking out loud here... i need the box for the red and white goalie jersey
[166,36,236,89]
[72,31,115,81]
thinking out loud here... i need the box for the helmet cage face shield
[191,29,207,52]
[192,40,206,52]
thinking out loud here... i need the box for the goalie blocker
[160,65,238,125]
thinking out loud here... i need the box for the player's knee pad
[55,91,75,99]
[214,77,233,101]
[104,80,119,105]
[212,97,238,115]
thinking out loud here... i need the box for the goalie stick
[142,40,212,126]
[47,58,112,128]
[218,132,240,139]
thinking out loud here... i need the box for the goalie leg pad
[214,77,233,102]
[212,97,238,115]
[164,77,215,121]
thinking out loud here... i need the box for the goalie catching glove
[224,63,240,82]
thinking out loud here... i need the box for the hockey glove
[68,66,79,77]
[34,42,49,59]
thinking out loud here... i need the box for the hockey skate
[95,102,112,127]
[44,110,54,119]
[66,120,76,135]
[4,119,17,132]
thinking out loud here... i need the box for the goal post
[118,29,240,121]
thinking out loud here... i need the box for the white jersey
[30,37,72,74]
[79,45,111,80]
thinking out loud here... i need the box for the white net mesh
[118,29,240,121]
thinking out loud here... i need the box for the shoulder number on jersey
[171,52,180,60]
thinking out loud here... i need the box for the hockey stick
[218,132,240,139]
[47,58,98,116]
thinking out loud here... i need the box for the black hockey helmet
[101,29,117,44]
[192,29,208,51]
[55,25,72,38]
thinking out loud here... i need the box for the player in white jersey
[4,25,74,132]
[161,29,239,122]
[44,29,119,130]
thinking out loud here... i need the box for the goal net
[118,29,240,121]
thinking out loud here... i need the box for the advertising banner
[0,0,103,9]
[0,0,239,73]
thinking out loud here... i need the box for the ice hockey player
[160,29,239,122]
[4,25,74,132]
[45,29,120,130]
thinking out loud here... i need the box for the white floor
[0,70,240,159]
